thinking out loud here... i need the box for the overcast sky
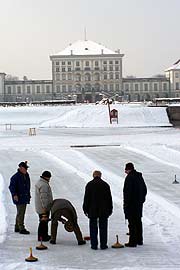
[0,0,180,80]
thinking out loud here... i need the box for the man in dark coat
[9,161,31,234]
[123,162,147,247]
[50,198,86,245]
[83,170,113,250]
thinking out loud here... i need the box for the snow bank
[0,104,171,128]
[0,174,7,243]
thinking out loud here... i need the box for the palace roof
[55,40,118,56]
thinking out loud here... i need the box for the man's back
[83,176,113,218]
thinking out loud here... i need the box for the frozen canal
[0,104,180,269]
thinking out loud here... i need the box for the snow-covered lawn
[0,104,180,270]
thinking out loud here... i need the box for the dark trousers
[38,213,50,240]
[15,204,27,231]
[128,217,143,245]
[89,217,108,249]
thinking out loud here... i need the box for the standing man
[50,198,86,245]
[123,162,147,247]
[83,170,113,250]
[9,161,31,234]
[35,171,53,241]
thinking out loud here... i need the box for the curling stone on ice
[25,247,38,262]
[36,237,48,250]
[111,235,124,248]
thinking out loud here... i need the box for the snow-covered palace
[0,40,180,103]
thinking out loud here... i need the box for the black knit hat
[19,161,29,169]
[125,162,134,171]
[41,171,51,179]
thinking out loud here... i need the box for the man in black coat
[123,162,147,247]
[83,170,113,250]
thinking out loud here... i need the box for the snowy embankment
[0,175,7,243]
[0,104,171,128]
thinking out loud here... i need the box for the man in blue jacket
[9,161,31,234]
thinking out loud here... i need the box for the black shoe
[78,240,86,245]
[125,242,137,247]
[50,240,56,244]
[100,245,108,250]
[14,228,19,233]
[91,246,97,250]
[137,242,143,245]
[19,229,30,235]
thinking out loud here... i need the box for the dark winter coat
[51,198,78,223]
[9,170,31,205]
[83,176,113,218]
[123,170,147,219]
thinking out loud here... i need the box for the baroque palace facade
[0,40,180,103]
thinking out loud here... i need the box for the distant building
[50,40,124,103]
[0,40,179,103]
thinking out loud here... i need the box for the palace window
[27,86,31,94]
[36,85,40,93]
[7,86,11,94]
[46,85,50,93]
[56,85,60,93]
[163,83,167,91]
[154,83,158,91]
[110,84,114,91]
[17,86,21,94]
[135,84,139,91]
[144,84,148,91]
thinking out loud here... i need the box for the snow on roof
[54,40,118,56]
[165,59,180,71]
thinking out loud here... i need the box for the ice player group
[9,161,147,250]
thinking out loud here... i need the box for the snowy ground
[0,104,180,270]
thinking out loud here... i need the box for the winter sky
[0,0,180,79]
